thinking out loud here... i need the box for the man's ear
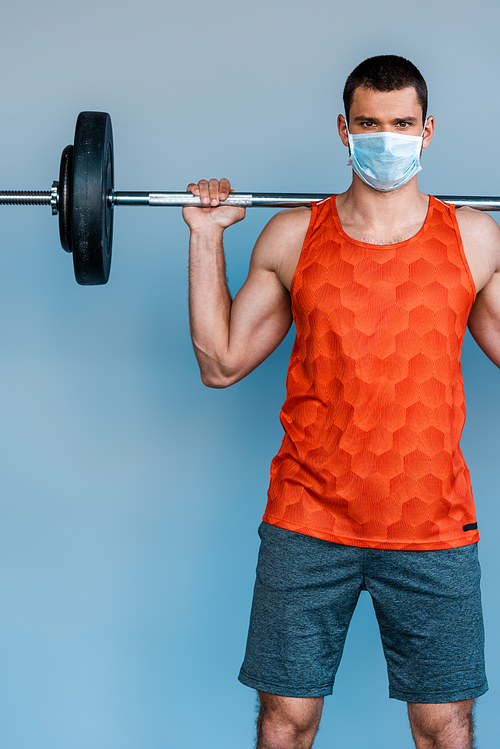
[338,114,349,148]
[422,115,435,150]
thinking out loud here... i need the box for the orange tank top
[263,195,479,550]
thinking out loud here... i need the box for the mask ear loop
[344,115,353,158]
[419,117,429,157]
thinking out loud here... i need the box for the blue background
[0,1,499,747]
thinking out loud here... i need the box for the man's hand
[182,178,246,231]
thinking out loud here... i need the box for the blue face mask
[346,124,425,192]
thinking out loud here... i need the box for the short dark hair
[343,55,428,125]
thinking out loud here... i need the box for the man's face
[338,85,434,149]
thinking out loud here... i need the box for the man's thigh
[365,543,488,704]
[238,523,365,697]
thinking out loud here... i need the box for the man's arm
[183,179,309,388]
[468,272,500,368]
[458,208,500,368]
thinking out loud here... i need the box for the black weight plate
[58,144,73,252]
[72,112,114,285]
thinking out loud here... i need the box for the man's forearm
[188,227,234,387]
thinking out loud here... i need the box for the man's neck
[335,175,430,245]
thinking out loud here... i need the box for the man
[183,55,500,749]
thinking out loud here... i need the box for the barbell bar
[1,111,500,286]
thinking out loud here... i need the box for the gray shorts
[238,522,488,703]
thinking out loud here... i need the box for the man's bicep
[226,265,293,381]
[468,271,500,368]
[218,209,308,383]
[211,208,308,385]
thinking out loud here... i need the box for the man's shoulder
[453,206,500,284]
[258,206,312,248]
[265,206,313,231]
[454,206,500,260]
[454,205,500,235]
[251,207,313,285]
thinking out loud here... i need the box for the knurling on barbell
[0,110,499,286]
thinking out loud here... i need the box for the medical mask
[346,124,425,192]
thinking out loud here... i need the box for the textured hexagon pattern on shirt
[264,196,479,550]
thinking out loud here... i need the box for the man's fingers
[186,179,234,205]
[219,178,231,201]
[198,179,210,205]
[208,178,222,205]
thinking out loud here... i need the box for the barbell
[1,111,500,286]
